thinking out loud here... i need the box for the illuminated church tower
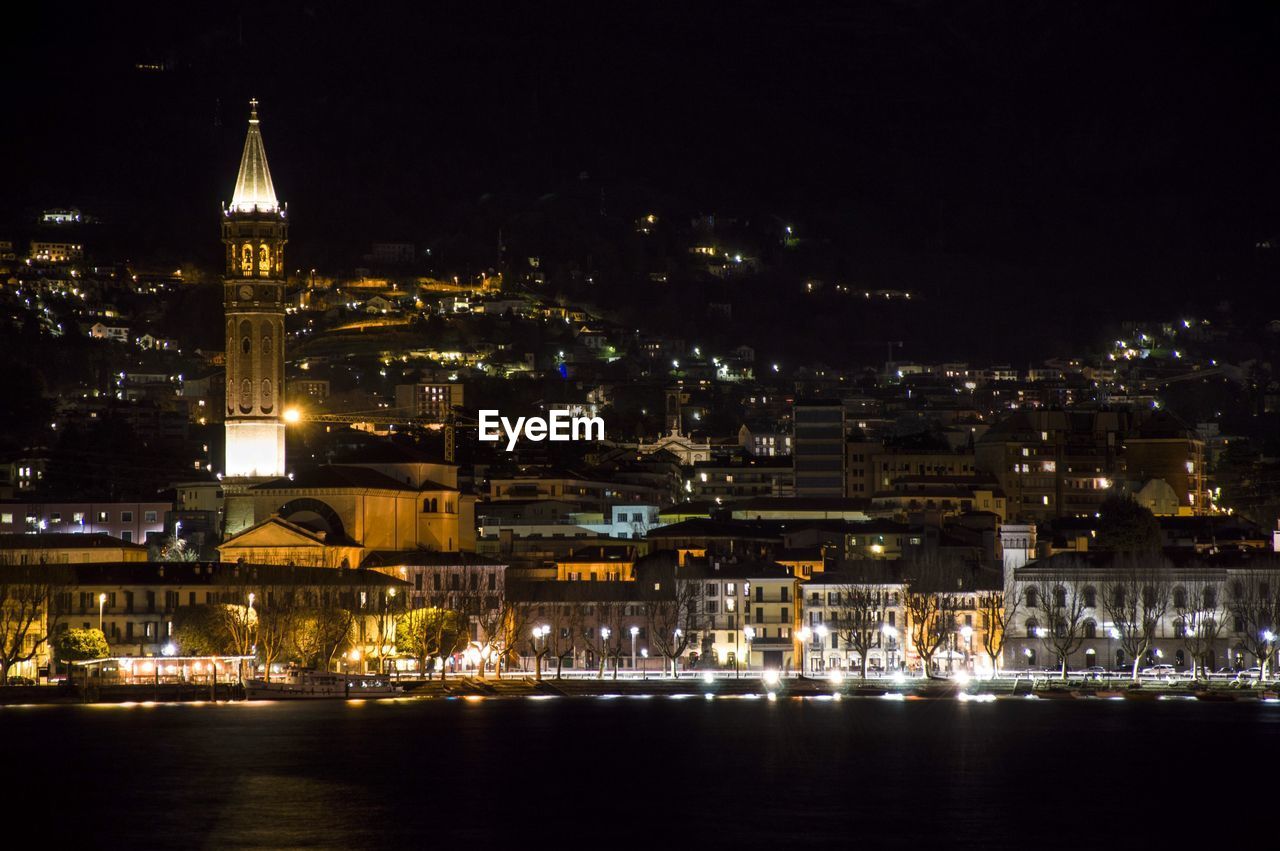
[222,99,288,480]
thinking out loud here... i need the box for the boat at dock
[246,669,403,700]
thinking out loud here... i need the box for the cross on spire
[230,99,277,212]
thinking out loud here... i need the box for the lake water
[10,695,1278,848]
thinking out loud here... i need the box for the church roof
[230,100,279,213]
[251,465,419,492]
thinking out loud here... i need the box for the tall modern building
[792,400,846,498]
[222,99,288,480]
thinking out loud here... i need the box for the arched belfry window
[239,379,253,413]
[261,379,273,412]
[241,243,253,272]
[259,244,271,275]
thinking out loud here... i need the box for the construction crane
[282,407,470,463]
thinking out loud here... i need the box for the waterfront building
[1005,551,1280,673]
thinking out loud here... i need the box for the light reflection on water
[5,697,1277,848]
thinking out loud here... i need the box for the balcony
[749,636,795,647]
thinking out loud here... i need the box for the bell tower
[222,99,288,481]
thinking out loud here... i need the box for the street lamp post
[816,624,829,674]
[797,627,811,677]
[1108,625,1119,674]
[630,626,638,674]
[641,648,648,680]
[1263,630,1275,681]
[600,626,611,678]
[532,625,549,680]
[960,625,974,674]
[744,626,755,676]
[98,592,107,633]
[882,624,898,674]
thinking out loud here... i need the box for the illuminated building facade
[222,99,288,480]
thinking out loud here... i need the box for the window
[0,513,11,524]
[121,511,133,523]
[96,511,109,523]
[144,511,158,523]
[121,531,132,543]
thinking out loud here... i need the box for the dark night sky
[6,1,1280,323]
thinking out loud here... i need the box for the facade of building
[793,400,846,498]
[0,501,169,543]
[222,100,288,480]
[0,533,148,565]
[691,456,793,502]
[847,442,977,496]
[222,465,471,559]
[801,568,906,673]
[394,382,463,420]
[1005,551,1280,673]
[976,409,1208,523]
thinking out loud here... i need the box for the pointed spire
[230,98,278,213]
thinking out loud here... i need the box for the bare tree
[216,566,259,682]
[396,606,454,679]
[1029,564,1089,680]
[1227,567,1280,679]
[645,578,701,678]
[0,565,61,685]
[254,580,302,681]
[1101,554,1172,682]
[830,578,884,679]
[548,603,583,679]
[903,558,963,677]
[977,575,1020,679]
[291,598,357,672]
[520,602,553,681]
[371,588,407,676]
[1173,579,1230,681]
[599,600,627,680]
[476,594,529,680]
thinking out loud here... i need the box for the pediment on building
[220,515,328,549]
